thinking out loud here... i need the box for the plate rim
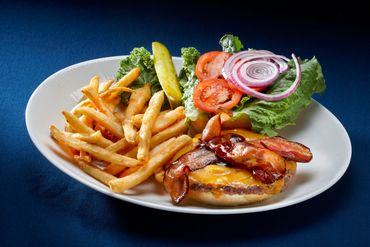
[25,56,352,215]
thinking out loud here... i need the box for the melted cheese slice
[189,161,296,195]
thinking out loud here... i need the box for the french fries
[51,125,140,167]
[132,106,185,133]
[103,120,188,175]
[74,107,124,139]
[81,86,117,120]
[122,118,188,159]
[62,111,113,147]
[137,90,164,162]
[123,84,151,144]
[109,135,192,192]
[50,68,190,195]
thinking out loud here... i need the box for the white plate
[25,56,352,214]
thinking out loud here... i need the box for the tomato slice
[196,51,231,81]
[193,79,242,113]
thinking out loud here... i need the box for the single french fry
[100,87,134,99]
[64,123,74,132]
[131,114,148,128]
[106,138,131,153]
[75,107,124,139]
[113,67,140,89]
[71,80,114,115]
[89,75,100,92]
[125,84,152,117]
[131,110,168,128]
[63,111,92,133]
[123,118,188,158]
[104,164,127,176]
[149,118,188,147]
[109,135,192,192]
[71,131,102,145]
[149,137,176,157]
[140,105,148,114]
[62,111,113,147]
[132,106,185,133]
[123,148,138,159]
[79,115,93,128]
[70,100,92,115]
[76,160,116,186]
[153,106,184,132]
[77,76,99,103]
[81,86,117,121]
[50,125,139,167]
[137,90,164,162]
[117,165,142,178]
[123,121,138,144]
[123,84,151,144]
[99,79,114,93]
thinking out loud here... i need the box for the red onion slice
[223,50,289,75]
[235,60,279,87]
[226,54,301,101]
[224,53,289,85]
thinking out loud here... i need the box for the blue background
[1,0,369,246]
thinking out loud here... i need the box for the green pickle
[152,42,182,108]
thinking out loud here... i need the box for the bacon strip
[249,136,313,162]
[163,148,219,204]
[213,141,286,184]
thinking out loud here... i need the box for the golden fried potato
[137,90,164,162]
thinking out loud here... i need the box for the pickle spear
[152,42,182,108]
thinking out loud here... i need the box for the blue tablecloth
[1,0,369,246]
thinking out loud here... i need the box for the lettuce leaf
[232,95,251,112]
[232,57,326,136]
[116,47,160,104]
[178,47,207,121]
[219,34,244,53]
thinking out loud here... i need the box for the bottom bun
[187,161,297,206]
[188,190,272,206]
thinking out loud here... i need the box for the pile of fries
[50,67,192,193]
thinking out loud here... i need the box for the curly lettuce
[219,34,244,53]
[178,47,205,121]
[116,47,160,103]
